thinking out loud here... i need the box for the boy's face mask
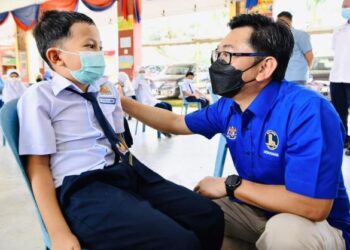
[59,49,106,85]
[342,7,350,20]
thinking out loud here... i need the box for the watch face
[226,175,238,187]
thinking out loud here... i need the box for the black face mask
[209,59,262,98]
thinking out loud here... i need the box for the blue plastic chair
[179,84,201,115]
[135,119,161,139]
[0,99,88,250]
[210,89,228,177]
[0,99,52,249]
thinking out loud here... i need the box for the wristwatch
[225,175,242,198]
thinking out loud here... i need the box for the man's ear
[46,48,64,67]
[256,57,278,82]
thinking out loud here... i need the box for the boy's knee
[161,228,201,250]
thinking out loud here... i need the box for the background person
[181,71,209,108]
[277,11,314,85]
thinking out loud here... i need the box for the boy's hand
[52,232,81,250]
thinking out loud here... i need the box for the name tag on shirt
[99,97,116,104]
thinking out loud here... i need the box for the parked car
[144,65,166,79]
[153,64,196,99]
[306,56,333,99]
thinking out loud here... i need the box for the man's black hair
[33,10,95,69]
[228,14,294,82]
[186,71,194,77]
[277,11,293,21]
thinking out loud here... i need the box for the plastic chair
[179,84,201,115]
[135,120,161,139]
[0,99,52,249]
[210,88,228,177]
[213,136,228,177]
[0,99,88,250]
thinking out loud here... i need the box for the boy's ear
[46,48,64,67]
[255,57,277,82]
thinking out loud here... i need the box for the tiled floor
[0,108,349,249]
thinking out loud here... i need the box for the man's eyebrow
[221,44,234,50]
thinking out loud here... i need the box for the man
[277,11,314,84]
[121,14,349,249]
[330,0,350,156]
[181,71,209,108]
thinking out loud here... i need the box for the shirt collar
[247,80,281,118]
[51,73,100,96]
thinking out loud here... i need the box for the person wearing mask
[330,0,350,156]
[133,67,173,137]
[117,71,136,100]
[2,69,27,103]
[181,72,209,108]
[121,14,349,249]
[277,11,314,85]
[18,11,224,250]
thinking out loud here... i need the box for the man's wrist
[225,175,242,198]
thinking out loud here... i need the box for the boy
[18,11,223,250]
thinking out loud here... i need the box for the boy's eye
[85,44,95,49]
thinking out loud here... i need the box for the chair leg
[142,123,146,132]
[157,131,161,139]
[135,120,139,135]
[214,135,228,177]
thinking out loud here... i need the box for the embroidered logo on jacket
[226,126,237,140]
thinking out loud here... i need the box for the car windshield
[311,57,333,71]
[165,65,192,75]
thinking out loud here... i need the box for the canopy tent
[0,0,142,31]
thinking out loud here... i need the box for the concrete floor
[0,108,349,249]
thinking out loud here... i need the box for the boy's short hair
[185,72,194,77]
[277,11,293,21]
[33,10,95,69]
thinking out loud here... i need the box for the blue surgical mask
[342,7,350,20]
[60,49,106,85]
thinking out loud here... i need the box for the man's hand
[52,231,81,250]
[194,177,226,199]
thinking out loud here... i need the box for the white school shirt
[133,76,158,106]
[181,79,197,95]
[329,23,350,83]
[18,74,124,187]
[2,79,27,103]
[118,72,135,97]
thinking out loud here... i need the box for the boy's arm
[121,97,192,135]
[26,155,80,250]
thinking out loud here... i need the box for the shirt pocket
[98,98,117,128]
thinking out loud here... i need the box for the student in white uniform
[133,67,173,111]
[17,10,224,250]
[133,67,173,137]
[117,71,136,100]
[181,72,209,108]
[2,69,27,103]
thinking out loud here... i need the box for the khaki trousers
[215,198,345,250]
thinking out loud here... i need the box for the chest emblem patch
[226,126,237,140]
[100,84,112,95]
[265,130,279,150]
